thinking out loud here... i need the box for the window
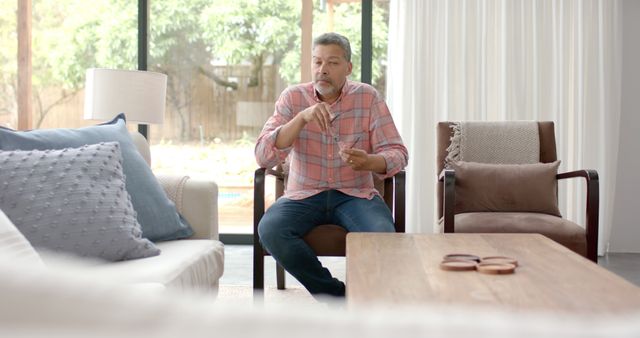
[2,0,389,237]
[29,0,137,130]
[313,0,389,95]
[0,0,137,131]
[0,0,18,129]
[148,0,302,234]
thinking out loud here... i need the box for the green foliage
[279,2,389,86]
[150,0,212,65]
[0,0,389,122]
[200,0,300,65]
[32,0,136,90]
[0,1,17,78]
[0,0,17,112]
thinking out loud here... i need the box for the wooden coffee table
[346,233,640,313]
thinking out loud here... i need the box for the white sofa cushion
[2,253,639,338]
[87,239,224,292]
[0,209,43,267]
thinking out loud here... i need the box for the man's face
[312,44,353,100]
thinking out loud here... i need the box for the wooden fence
[2,65,287,143]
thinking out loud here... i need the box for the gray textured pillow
[0,142,160,261]
[0,114,193,242]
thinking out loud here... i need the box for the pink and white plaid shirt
[255,80,408,200]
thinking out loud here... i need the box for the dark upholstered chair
[437,121,599,262]
[253,166,405,291]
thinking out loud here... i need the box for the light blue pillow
[0,114,193,242]
[0,142,160,261]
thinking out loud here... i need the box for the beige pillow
[450,161,561,217]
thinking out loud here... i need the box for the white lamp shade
[84,68,167,124]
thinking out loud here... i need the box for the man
[255,32,408,297]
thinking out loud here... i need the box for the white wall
[609,0,640,253]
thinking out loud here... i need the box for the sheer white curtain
[387,0,621,255]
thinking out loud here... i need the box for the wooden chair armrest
[442,169,456,233]
[253,168,267,252]
[254,164,285,215]
[265,167,285,180]
[253,166,286,241]
[557,169,599,262]
[556,169,598,181]
[253,168,266,290]
[392,170,406,233]
[438,169,446,182]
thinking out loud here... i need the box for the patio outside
[151,140,275,234]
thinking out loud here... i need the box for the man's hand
[275,103,333,149]
[340,148,387,174]
[298,102,333,132]
[339,148,368,170]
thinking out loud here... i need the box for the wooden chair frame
[437,121,599,262]
[253,168,405,291]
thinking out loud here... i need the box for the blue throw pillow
[0,114,193,242]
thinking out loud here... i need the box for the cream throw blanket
[445,121,540,166]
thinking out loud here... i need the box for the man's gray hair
[313,32,352,62]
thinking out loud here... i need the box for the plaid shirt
[255,80,408,200]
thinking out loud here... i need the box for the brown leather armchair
[253,166,405,291]
[437,121,599,262]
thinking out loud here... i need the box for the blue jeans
[258,190,395,297]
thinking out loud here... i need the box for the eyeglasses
[329,114,360,150]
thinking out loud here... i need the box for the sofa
[0,124,224,293]
[77,132,225,292]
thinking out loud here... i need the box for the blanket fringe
[444,122,462,168]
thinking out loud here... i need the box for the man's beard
[314,77,337,97]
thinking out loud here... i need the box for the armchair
[253,166,405,291]
[437,121,599,262]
